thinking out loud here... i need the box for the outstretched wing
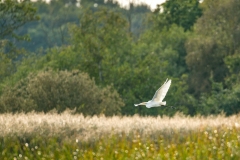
[152,79,171,102]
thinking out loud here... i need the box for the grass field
[0,112,240,159]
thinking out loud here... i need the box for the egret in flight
[134,78,171,108]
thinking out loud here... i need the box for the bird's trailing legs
[163,105,175,109]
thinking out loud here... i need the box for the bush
[197,79,240,116]
[0,69,124,115]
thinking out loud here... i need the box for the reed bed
[0,112,240,159]
[0,112,239,139]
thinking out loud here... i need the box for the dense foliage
[0,70,123,115]
[0,0,240,116]
[0,0,39,83]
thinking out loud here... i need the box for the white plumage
[134,78,171,108]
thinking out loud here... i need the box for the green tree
[70,8,132,85]
[2,4,200,116]
[26,10,193,116]
[153,0,202,31]
[0,70,124,115]
[125,3,151,38]
[197,79,240,116]
[16,0,81,52]
[186,0,240,96]
[0,0,39,83]
[118,24,194,116]
[0,0,39,39]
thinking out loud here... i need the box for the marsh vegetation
[1,112,240,159]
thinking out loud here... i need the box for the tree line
[0,0,240,116]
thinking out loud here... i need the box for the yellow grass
[1,112,240,159]
[0,111,239,141]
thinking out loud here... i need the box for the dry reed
[0,111,239,142]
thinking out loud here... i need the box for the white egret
[134,78,171,108]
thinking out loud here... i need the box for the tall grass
[0,112,240,159]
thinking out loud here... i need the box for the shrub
[0,69,124,115]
